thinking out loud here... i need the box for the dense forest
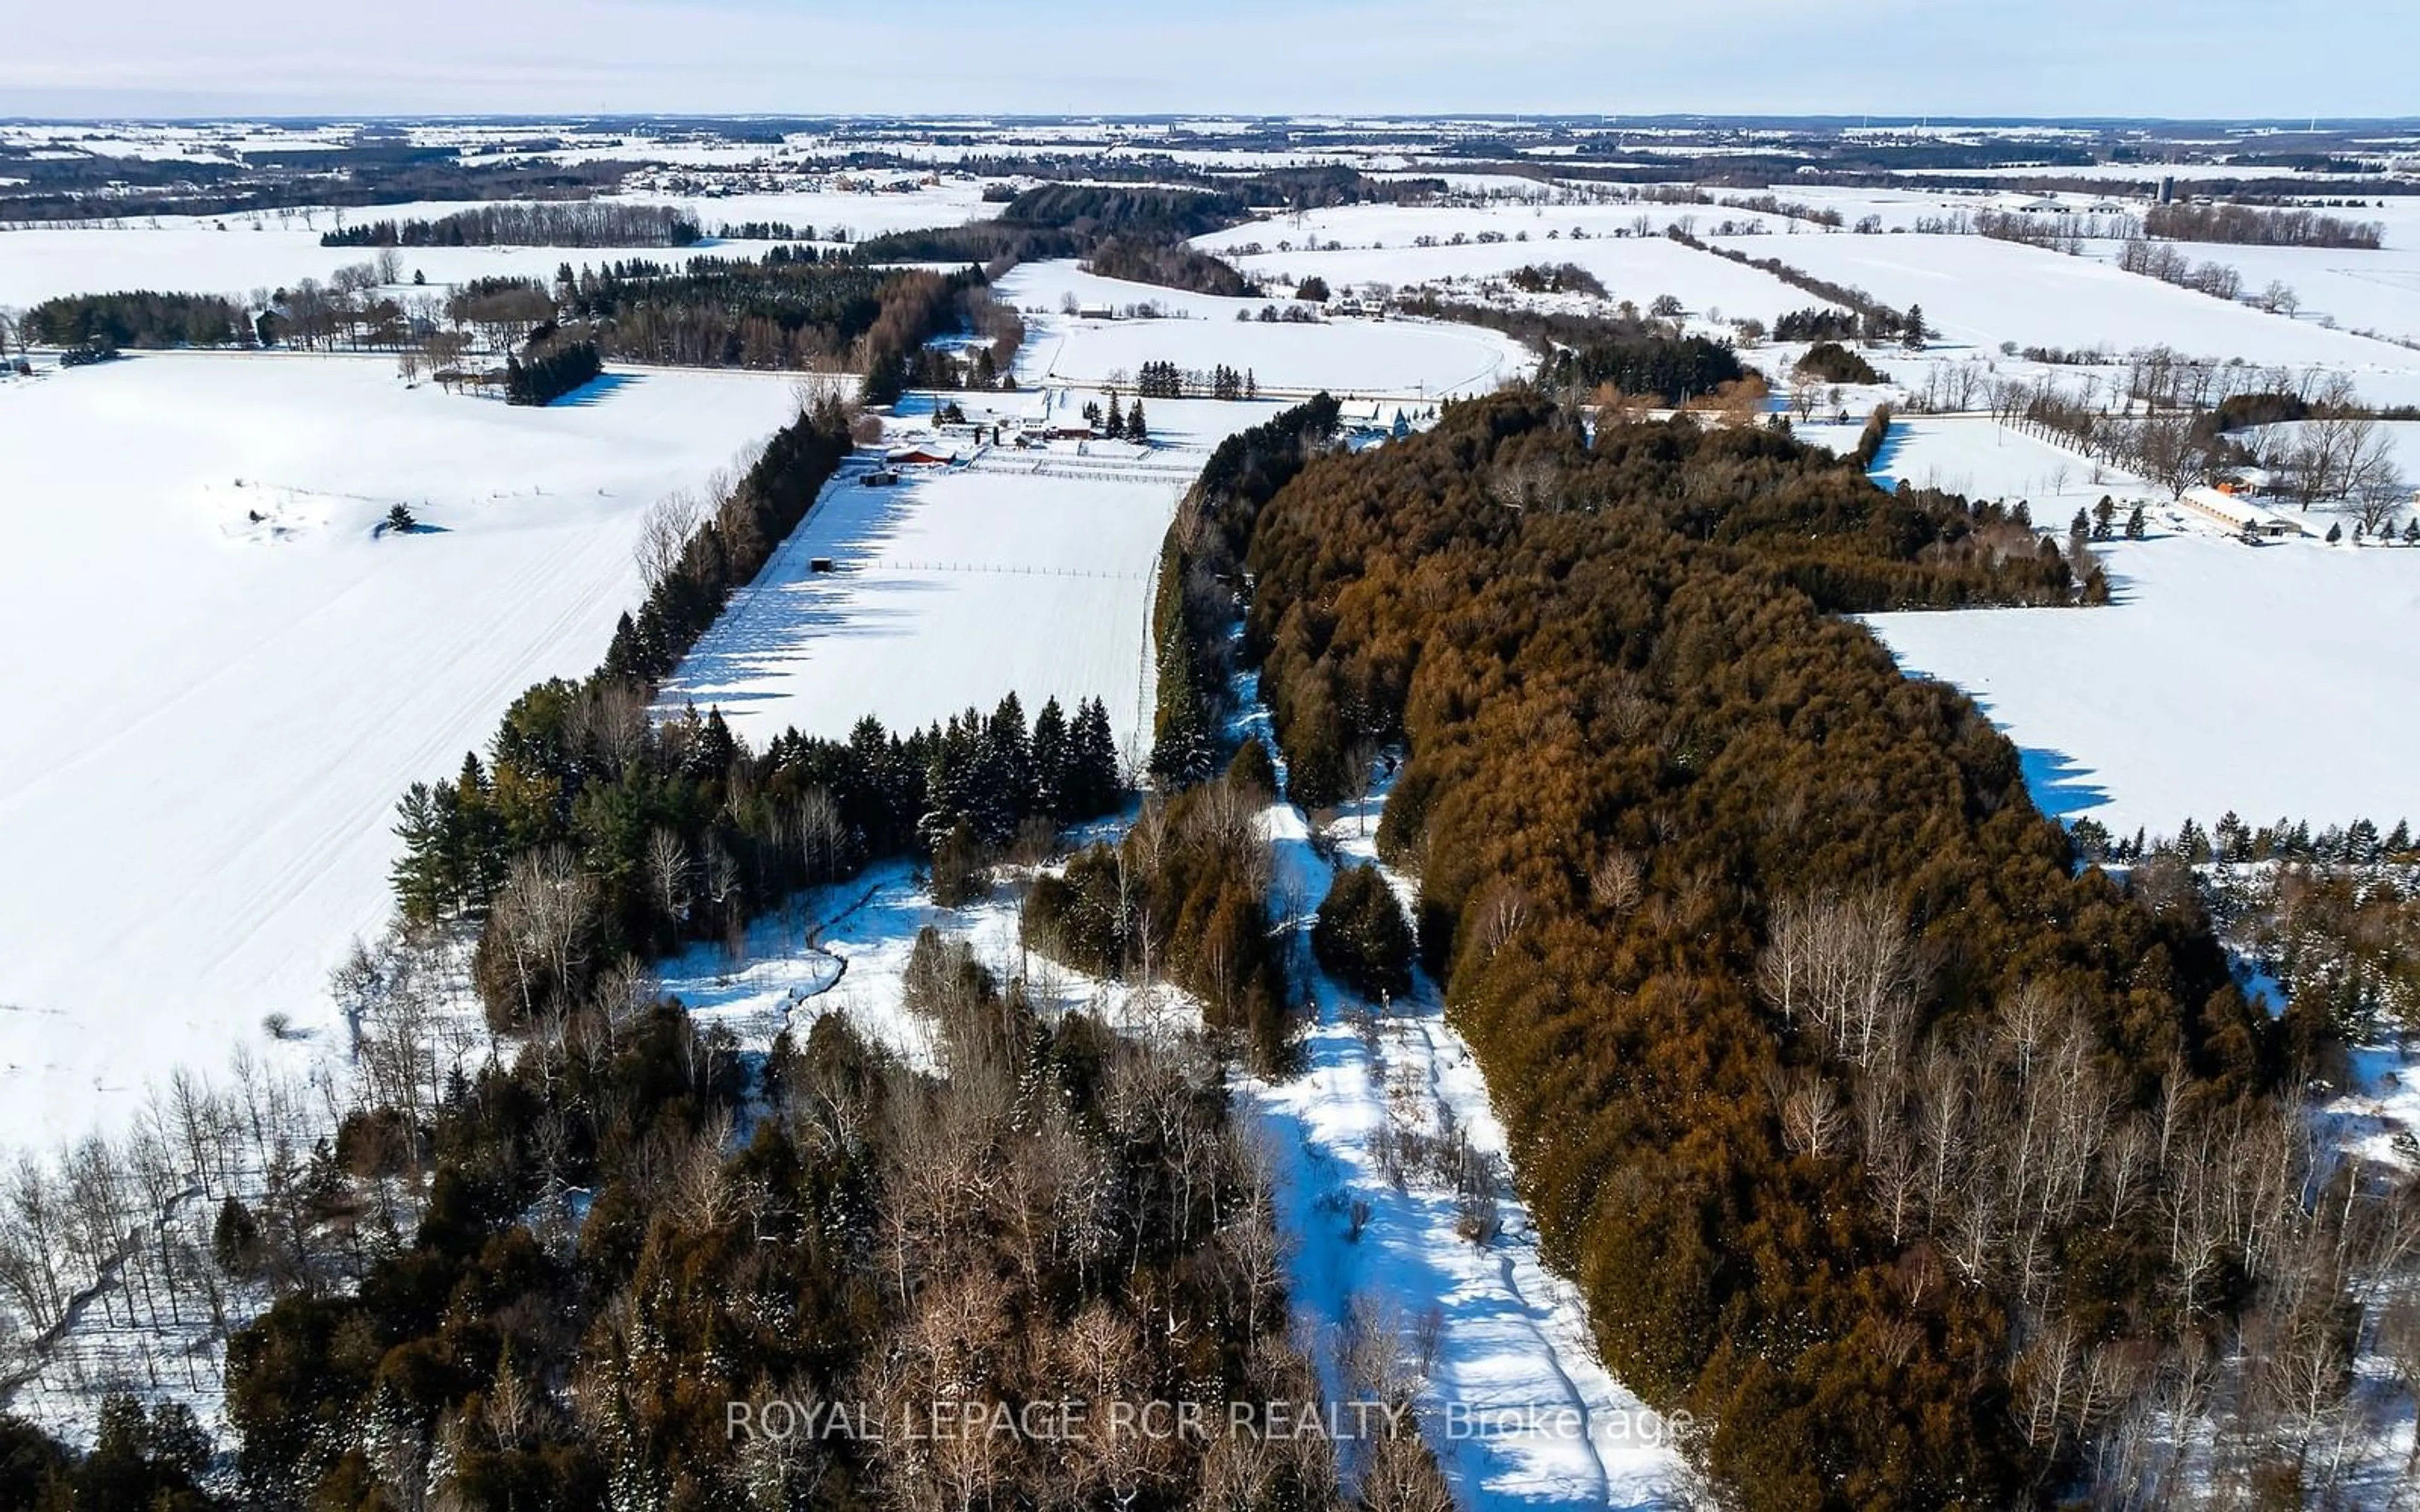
[1085,237,1259,298]
[321,203,702,248]
[1393,297,1753,407]
[1024,745,1301,1074]
[1129,388,2412,1507]
[1556,330,1746,406]
[204,932,1386,1511]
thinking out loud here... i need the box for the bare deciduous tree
[634,490,702,595]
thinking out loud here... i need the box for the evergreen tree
[1030,696,1069,820]
[1066,697,1121,819]
[453,751,507,913]
[690,706,739,779]
[76,1395,212,1512]
[1903,303,1926,348]
[1313,863,1416,1000]
[976,693,1032,842]
[2177,816,2212,862]
[922,714,978,848]
[391,780,461,923]
[0,1413,68,1508]
[1128,399,1148,442]
[602,610,644,681]
[2126,503,2148,539]
[1148,689,1213,791]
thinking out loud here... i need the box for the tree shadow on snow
[2018,746,2110,821]
[550,372,643,407]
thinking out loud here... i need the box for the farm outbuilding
[2181,486,2307,538]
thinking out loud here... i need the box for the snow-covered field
[0,352,804,1148]
[1215,227,1835,324]
[0,210,733,309]
[1192,202,1705,260]
[656,445,1190,762]
[1829,413,2416,838]
[0,181,991,309]
[2099,239,2420,349]
[1867,532,2419,837]
[1708,230,2420,403]
[1864,413,2158,515]
[996,261,1535,398]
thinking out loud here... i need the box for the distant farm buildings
[2181,485,2307,538]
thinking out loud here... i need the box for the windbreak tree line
[22,290,251,350]
[1164,389,2339,1507]
[1146,394,1345,789]
[321,202,701,248]
[2143,202,2383,249]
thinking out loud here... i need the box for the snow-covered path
[1231,673,1695,1512]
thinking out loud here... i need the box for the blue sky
[4,0,2415,119]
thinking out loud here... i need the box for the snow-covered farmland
[0,352,804,1148]
[655,450,1189,762]
[1708,231,2420,402]
[0,210,740,310]
[0,181,993,309]
[1823,415,2417,837]
[1866,534,2420,837]
[996,261,1534,398]
[1192,202,1706,260]
[2099,239,2420,349]
[1864,413,2158,516]
[1216,228,1835,324]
